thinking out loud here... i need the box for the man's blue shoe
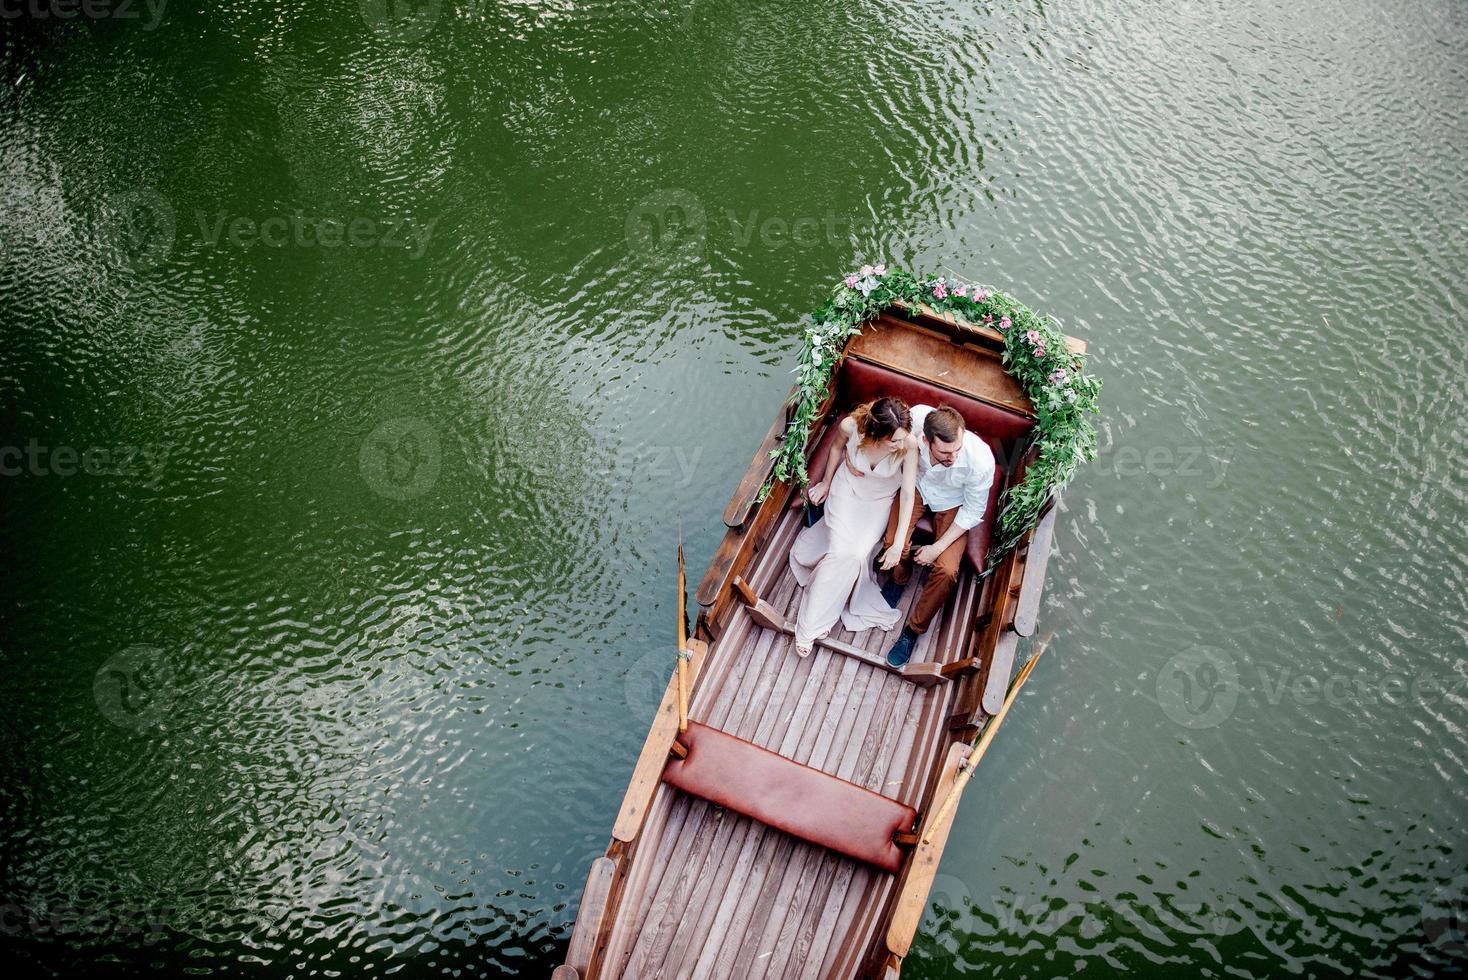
[880,578,904,609]
[886,628,918,667]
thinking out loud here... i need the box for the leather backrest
[838,356,1035,445]
[662,722,917,874]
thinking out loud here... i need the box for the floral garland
[761,265,1101,565]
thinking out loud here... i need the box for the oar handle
[676,536,689,731]
[676,656,690,733]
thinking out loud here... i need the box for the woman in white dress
[788,397,918,656]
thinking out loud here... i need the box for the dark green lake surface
[2,1,1465,977]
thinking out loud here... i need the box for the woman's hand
[807,480,830,505]
[878,543,903,571]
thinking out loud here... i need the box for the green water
[2,1,1465,977]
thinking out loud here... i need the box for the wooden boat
[556,301,1086,980]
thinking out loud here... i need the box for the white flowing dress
[788,428,905,651]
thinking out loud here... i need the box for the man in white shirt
[881,404,995,666]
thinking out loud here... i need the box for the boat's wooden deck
[599,507,982,980]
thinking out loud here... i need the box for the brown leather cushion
[662,722,916,874]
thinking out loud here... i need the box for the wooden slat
[792,642,904,974]
[759,619,898,979]
[795,663,922,978]
[611,638,709,842]
[707,639,845,974]
[830,584,971,980]
[981,631,1019,716]
[720,647,855,975]
[1012,503,1057,637]
[735,616,868,977]
[565,858,616,975]
[885,741,970,958]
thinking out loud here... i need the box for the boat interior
[574,311,1051,979]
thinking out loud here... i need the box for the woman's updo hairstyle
[849,396,912,448]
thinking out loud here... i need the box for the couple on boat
[789,399,995,666]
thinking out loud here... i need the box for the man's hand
[807,480,830,505]
[914,543,943,566]
[878,543,903,571]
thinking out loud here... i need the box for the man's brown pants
[882,494,966,635]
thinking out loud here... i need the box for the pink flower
[974,289,988,302]
[1034,346,1046,358]
[983,314,993,324]
[1049,368,1068,384]
[1026,330,1041,344]
[954,284,968,297]
[860,264,874,277]
[933,282,948,300]
[845,275,859,288]
[873,264,886,275]
[999,316,1012,330]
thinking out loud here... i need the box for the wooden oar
[676,527,690,733]
[921,634,1051,844]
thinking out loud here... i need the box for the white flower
[812,348,822,366]
[857,276,881,296]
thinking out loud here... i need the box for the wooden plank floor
[601,508,981,980]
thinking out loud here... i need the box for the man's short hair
[924,406,966,445]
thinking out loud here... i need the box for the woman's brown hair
[850,396,912,450]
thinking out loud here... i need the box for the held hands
[807,480,830,505]
[878,543,903,571]
[914,543,943,566]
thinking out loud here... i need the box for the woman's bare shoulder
[839,415,858,435]
[902,432,919,454]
